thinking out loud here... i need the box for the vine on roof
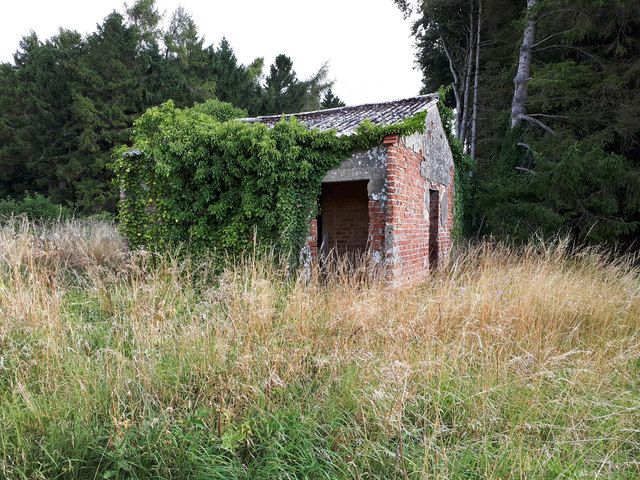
[113,98,427,260]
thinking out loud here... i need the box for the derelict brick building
[246,95,455,286]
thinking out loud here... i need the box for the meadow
[0,218,638,479]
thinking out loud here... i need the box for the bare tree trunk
[459,0,475,147]
[441,36,462,139]
[469,0,481,160]
[511,0,537,128]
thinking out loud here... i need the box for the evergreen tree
[5,31,82,202]
[0,2,345,214]
[210,38,262,114]
[125,0,163,47]
[321,87,346,109]
[260,54,332,115]
[0,62,33,196]
[498,0,640,245]
[398,0,640,247]
[163,6,214,105]
[62,12,142,211]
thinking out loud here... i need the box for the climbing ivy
[113,98,428,260]
[436,86,475,242]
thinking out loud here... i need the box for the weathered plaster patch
[440,190,448,226]
[322,145,388,196]
[419,105,454,186]
[385,223,397,265]
[423,186,430,221]
[400,131,424,153]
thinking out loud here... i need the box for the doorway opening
[318,180,369,265]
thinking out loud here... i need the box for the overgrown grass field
[0,219,638,479]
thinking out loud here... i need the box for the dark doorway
[429,189,440,271]
[319,180,369,261]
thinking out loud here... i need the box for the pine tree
[210,38,262,114]
[398,0,640,246]
[260,55,332,115]
[321,88,346,109]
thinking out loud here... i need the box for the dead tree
[459,0,475,147]
[469,0,481,159]
[440,36,462,138]
[511,0,538,128]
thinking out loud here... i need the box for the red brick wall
[385,138,454,286]
[307,218,318,262]
[304,138,454,287]
[386,140,428,284]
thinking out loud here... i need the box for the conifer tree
[321,88,346,109]
[396,0,640,246]
[210,38,262,115]
[260,55,332,115]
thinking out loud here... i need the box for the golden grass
[0,219,638,478]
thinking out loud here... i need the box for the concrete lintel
[322,168,374,183]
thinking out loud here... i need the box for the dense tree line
[0,0,343,213]
[396,0,640,247]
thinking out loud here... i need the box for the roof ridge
[239,94,439,136]
[241,94,437,122]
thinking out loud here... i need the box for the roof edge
[240,93,439,123]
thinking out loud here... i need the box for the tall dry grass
[0,219,638,479]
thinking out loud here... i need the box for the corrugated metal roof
[242,94,438,136]
[123,149,143,157]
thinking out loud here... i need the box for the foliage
[125,0,163,45]
[113,99,427,259]
[0,14,141,213]
[399,0,640,248]
[484,0,640,246]
[260,54,333,115]
[0,0,343,215]
[484,133,640,244]
[321,87,346,109]
[210,38,262,115]
[437,86,475,240]
[0,192,72,222]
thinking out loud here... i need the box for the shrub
[0,193,71,222]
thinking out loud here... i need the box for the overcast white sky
[0,0,423,106]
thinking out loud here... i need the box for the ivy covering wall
[113,99,428,258]
[436,87,475,242]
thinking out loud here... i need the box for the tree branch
[470,0,481,159]
[532,30,571,48]
[532,44,604,67]
[527,113,569,119]
[440,36,459,87]
[459,0,475,146]
[520,114,556,134]
[511,0,537,128]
